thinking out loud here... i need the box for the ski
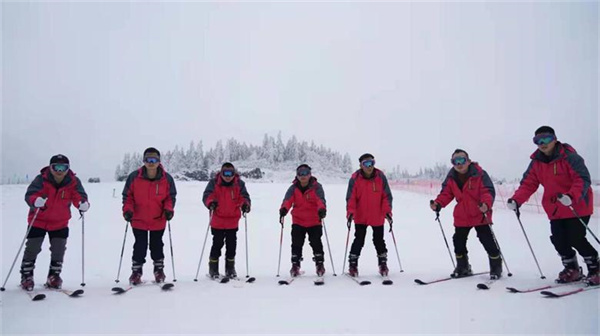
[112,281,172,294]
[506,281,582,294]
[155,282,174,290]
[344,273,371,286]
[278,277,296,285]
[314,277,325,286]
[414,271,488,285]
[207,274,230,284]
[541,285,600,298]
[230,276,256,283]
[381,275,393,285]
[25,291,46,301]
[111,286,133,294]
[47,288,84,297]
[476,279,497,290]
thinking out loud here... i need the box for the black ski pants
[550,216,598,259]
[210,228,238,260]
[453,225,500,257]
[349,224,387,257]
[132,228,165,264]
[291,224,324,264]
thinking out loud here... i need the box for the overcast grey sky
[2,1,598,182]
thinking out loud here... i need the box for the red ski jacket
[25,167,88,231]
[280,177,326,228]
[122,165,177,231]
[203,174,251,229]
[434,163,495,227]
[512,142,594,220]
[346,168,393,226]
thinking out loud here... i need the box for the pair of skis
[344,273,393,286]
[112,281,174,294]
[278,275,325,286]
[25,287,84,301]
[507,281,600,298]
[206,274,256,284]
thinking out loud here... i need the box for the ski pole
[569,206,600,245]
[1,208,40,291]
[167,220,177,282]
[341,218,352,275]
[512,208,546,279]
[81,213,86,287]
[431,201,455,269]
[193,212,212,281]
[244,213,250,278]
[321,219,337,276]
[276,218,284,277]
[115,221,129,283]
[389,226,404,272]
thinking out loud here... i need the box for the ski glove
[558,194,572,207]
[279,208,288,226]
[164,210,174,221]
[318,208,327,219]
[209,201,218,211]
[34,197,47,208]
[241,203,250,214]
[79,201,90,212]
[123,211,133,222]
[429,200,441,212]
[507,199,519,211]
[346,214,354,229]
[479,203,489,213]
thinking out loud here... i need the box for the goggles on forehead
[144,157,160,164]
[451,157,468,166]
[221,169,235,177]
[51,163,70,173]
[297,168,311,177]
[533,134,556,145]
[361,159,375,168]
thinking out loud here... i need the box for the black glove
[241,203,250,214]
[164,210,174,221]
[507,198,519,211]
[123,211,133,222]
[430,200,441,212]
[386,213,393,225]
[279,208,288,227]
[318,208,327,219]
[347,214,354,229]
[209,201,218,211]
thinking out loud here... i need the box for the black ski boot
[153,259,166,283]
[313,254,325,277]
[451,254,473,278]
[489,254,503,280]
[378,253,389,277]
[20,260,35,291]
[583,256,600,286]
[556,256,583,283]
[225,258,237,278]
[208,258,220,279]
[348,254,359,277]
[129,261,143,285]
[45,261,63,289]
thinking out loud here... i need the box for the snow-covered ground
[1,181,599,335]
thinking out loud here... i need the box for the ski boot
[489,254,503,280]
[225,258,237,278]
[556,256,583,283]
[451,254,473,278]
[584,256,600,286]
[208,259,220,279]
[290,262,301,277]
[129,261,143,285]
[20,261,35,291]
[45,261,63,289]
[378,253,389,277]
[313,253,325,277]
[348,254,359,277]
[153,259,166,283]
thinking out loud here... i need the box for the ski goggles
[296,168,311,177]
[143,157,160,164]
[451,157,468,166]
[51,163,69,173]
[221,169,235,177]
[533,134,556,145]
[361,159,375,168]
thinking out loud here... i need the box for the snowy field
[1,181,599,335]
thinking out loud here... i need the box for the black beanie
[222,162,235,169]
[535,126,555,135]
[50,154,69,165]
[358,153,374,163]
[143,147,161,158]
[296,164,311,171]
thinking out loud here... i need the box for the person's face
[221,168,235,182]
[296,168,311,184]
[143,154,160,169]
[451,154,471,174]
[360,158,375,175]
[50,163,69,180]
[533,133,557,156]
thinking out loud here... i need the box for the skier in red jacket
[279,164,327,277]
[203,162,251,279]
[21,154,89,290]
[508,126,598,286]
[430,149,502,280]
[346,153,393,277]
[122,147,177,285]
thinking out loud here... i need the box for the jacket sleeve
[122,172,136,214]
[480,170,495,209]
[164,173,177,211]
[24,175,45,208]
[564,152,592,203]
[202,179,216,208]
[280,185,295,211]
[72,177,89,208]
[345,176,357,217]
[434,171,456,208]
[380,173,393,215]
[511,161,540,206]
[315,182,326,210]
[239,180,251,207]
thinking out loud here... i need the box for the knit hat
[535,126,555,135]
[50,154,69,165]
[358,153,374,163]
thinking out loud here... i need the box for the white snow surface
[1,182,599,335]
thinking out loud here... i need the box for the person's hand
[164,210,174,220]
[479,203,489,213]
[558,194,572,207]
[346,214,354,229]
[79,201,90,212]
[241,203,250,214]
[34,197,47,208]
[209,201,218,211]
[430,200,441,212]
[279,208,288,226]
[318,208,327,219]
[507,198,519,211]
[123,211,133,222]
